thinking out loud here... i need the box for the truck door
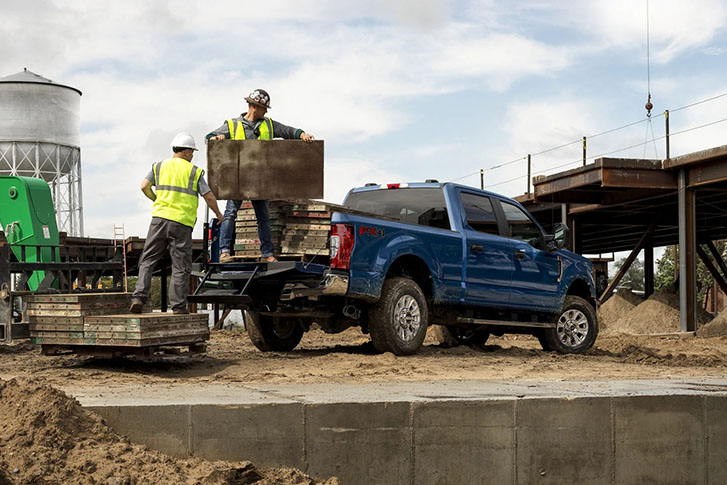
[459,191,514,306]
[496,200,560,311]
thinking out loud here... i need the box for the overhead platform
[517,144,727,333]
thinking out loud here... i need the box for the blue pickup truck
[192,181,598,356]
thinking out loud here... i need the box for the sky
[1,0,726,246]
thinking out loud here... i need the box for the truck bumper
[280,271,349,301]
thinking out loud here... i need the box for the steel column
[678,169,696,332]
[644,243,654,298]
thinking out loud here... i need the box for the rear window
[345,188,450,230]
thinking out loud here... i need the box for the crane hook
[645,93,653,118]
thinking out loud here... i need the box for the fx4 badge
[359,226,385,237]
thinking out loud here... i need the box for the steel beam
[696,245,727,300]
[598,222,657,304]
[706,240,727,282]
[678,169,697,332]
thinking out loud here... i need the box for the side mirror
[548,222,570,251]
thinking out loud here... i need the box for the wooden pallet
[40,342,208,358]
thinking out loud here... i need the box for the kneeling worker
[130,133,224,314]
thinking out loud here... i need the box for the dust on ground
[1,324,727,392]
[0,378,338,485]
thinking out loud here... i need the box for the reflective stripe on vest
[226,117,274,140]
[151,158,202,228]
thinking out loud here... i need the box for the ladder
[113,224,128,292]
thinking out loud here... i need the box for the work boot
[219,252,233,263]
[129,298,144,313]
[259,256,278,263]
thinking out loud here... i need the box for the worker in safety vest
[206,89,314,263]
[130,133,224,314]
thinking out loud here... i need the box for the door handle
[471,243,483,253]
[514,249,527,260]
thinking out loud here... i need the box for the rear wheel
[245,311,304,352]
[369,277,428,355]
[445,325,490,349]
[544,296,598,354]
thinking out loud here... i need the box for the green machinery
[0,176,60,290]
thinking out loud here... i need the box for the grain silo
[0,68,84,236]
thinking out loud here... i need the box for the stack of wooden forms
[234,200,332,259]
[84,314,209,347]
[27,293,209,352]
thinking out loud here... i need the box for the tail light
[330,224,354,269]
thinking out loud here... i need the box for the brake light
[330,224,354,269]
[382,183,409,189]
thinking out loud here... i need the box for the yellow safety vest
[226,117,274,140]
[151,157,202,228]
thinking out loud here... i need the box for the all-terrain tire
[544,295,598,354]
[368,277,429,356]
[445,325,490,349]
[245,311,304,352]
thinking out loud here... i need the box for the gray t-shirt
[145,165,211,195]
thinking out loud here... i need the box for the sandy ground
[1,326,726,391]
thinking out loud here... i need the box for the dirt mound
[697,311,727,338]
[598,290,643,334]
[0,378,338,485]
[609,290,713,335]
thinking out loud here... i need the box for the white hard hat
[171,132,197,151]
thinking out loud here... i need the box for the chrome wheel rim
[556,308,589,347]
[393,295,421,342]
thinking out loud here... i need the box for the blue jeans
[219,199,274,257]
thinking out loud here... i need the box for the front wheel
[544,296,598,354]
[245,311,304,352]
[368,277,429,356]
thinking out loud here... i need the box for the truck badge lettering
[359,226,384,237]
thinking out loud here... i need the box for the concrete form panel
[89,405,189,457]
[412,400,515,485]
[191,403,304,469]
[706,396,727,484]
[305,402,411,485]
[516,397,612,484]
[614,395,705,484]
[207,139,324,200]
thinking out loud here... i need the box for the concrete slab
[706,396,727,484]
[68,378,727,485]
[614,395,705,484]
[412,400,515,485]
[305,402,411,485]
[516,397,611,484]
[192,403,304,469]
[89,405,190,457]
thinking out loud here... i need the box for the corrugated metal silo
[0,68,84,236]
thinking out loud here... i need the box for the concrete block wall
[88,393,727,484]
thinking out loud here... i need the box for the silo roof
[0,68,82,95]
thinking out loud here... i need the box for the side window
[500,201,543,249]
[460,192,500,236]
